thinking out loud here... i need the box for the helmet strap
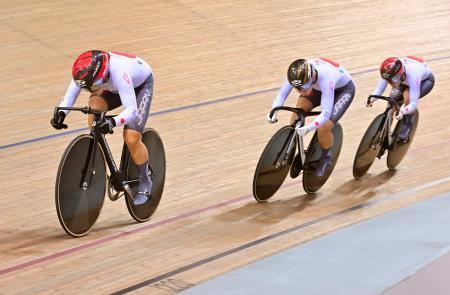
[312,69,318,83]
[401,72,406,82]
[104,71,110,83]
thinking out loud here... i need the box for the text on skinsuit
[136,89,151,126]
[333,93,351,116]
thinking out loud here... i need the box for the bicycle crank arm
[122,179,140,185]
[123,183,135,200]
[108,189,124,201]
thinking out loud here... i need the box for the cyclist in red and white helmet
[368,56,435,141]
[71,50,110,89]
[268,58,355,177]
[51,50,154,206]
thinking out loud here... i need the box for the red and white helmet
[380,57,405,83]
[72,50,109,88]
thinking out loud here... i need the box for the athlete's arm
[307,79,335,131]
[371,79,388,96]
[402,75,421,115]
[113,71,138,126]
[59,80,82,114]
[272,79,293,108]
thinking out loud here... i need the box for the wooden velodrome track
[1,0,450,293]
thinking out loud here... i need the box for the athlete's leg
[419,73,435,98]
[289,93,316,178]
[125,75,154,205]
[319,80,354,149]
[290,95,314,124]
[389,85,406,114]
[317,120,334,149]
[314,120,335,177]
[88,90,122,127]
[124,129,148,165]
[391,86,411,141]
[398,74,434,141]
[124,130,152,205]
[315,81,355,176]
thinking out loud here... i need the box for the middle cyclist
[267,58,355,177]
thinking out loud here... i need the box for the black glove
[98,117,116,134]
[50,110,68,130]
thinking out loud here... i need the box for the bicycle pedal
[138,191,152,197]
[397,138,409,145]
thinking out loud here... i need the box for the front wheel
[125,128,166,222]
[352,114,386,179]
[55,134,107,237]
[253,126,296,202]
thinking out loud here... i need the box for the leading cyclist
[51,50,154,206]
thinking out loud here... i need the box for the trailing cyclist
[367,56,435,142]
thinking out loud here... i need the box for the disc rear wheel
[387,111,419,169]
[125,128,166,222]
[302,123,343,193]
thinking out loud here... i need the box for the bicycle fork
[375,111,393,159]
[274,129,305,169]
[78,130,136,201]
[79,129,101,191]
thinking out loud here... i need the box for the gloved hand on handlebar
[50,110,68,130]
[99,117,116,134]
[365,95,378,107]
[395,106,407,121]
[267,111,278,124]
[295,125,311,137]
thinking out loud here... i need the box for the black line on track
[113,180,450,294]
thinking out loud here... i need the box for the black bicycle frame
[55,107,136,195]
[367,95,401,151]
[269,106,321,167]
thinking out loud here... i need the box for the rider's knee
[89,95,108,110]
[317,121,334,134]
[390,88,407,104]
[123,131,141,149]
[87,96,108,127]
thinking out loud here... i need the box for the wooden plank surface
[1,0,450,293]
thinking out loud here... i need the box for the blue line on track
[0,88,278,151]
[1,55,449,151]
[0,129,86,150]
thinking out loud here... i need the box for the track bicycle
[353,95,419,179]
[253,106,343,202]
[54,106,166,237]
